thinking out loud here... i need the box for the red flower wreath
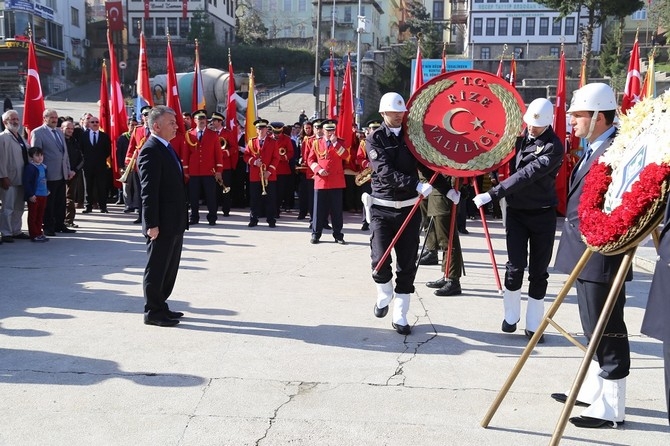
[578,161,670,248]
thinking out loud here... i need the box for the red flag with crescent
[337,56,354,151]
[106,2,124,32]
[327,54,337,119]
[143,0,150,20]
[554,50,568,216]
[22,38,45,132]
[621,38,641,115]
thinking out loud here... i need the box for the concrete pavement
[0,203,668,445]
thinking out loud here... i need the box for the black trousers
[188,176,217,224]
[505,207,556,299]
[84,168,110,210]
[143,233,183,316]
[218,170,233,215]
[370,204,421,293]
[313,188,343,240]
[576,278,630,380]
[276,174,293,215]
[249,181,276,224]
[424,213,463,279]
[44,179,67,232]
[297,175,313,218]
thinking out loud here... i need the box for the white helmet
[378,92,407,113]
[567,82,617,114]
[523,98,554,127]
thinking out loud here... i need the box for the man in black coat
[80,116,112,213]
[552,83,630,428]
[138,106,189,327]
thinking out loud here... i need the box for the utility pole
[355,0,363,128]
[331,0,336,40]
[314,0,322,117]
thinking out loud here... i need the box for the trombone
[211,168,230,193]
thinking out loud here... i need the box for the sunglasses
[89,121,99,123]
[142,112,149,116]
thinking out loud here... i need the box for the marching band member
[307,119,348,244]
[296,120,315,220]
[355,120,381,231]
[210,111,238,217]
[243,119,279,228]
[125,105,152,224]
[184,109,223,225]
[270,122,294,218]
[365,92,433,336]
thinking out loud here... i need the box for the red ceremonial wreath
[578,161,670,248]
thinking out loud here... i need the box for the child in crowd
[23,147,49,242]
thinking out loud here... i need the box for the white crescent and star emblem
[442,108,471,135]
[109,7,120,20]
[27,69,43,100]
[368,149,378,160]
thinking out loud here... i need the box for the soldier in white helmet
[552,83,630,429]
[473,98,564,343]
[363,92,435,336]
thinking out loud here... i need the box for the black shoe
[82,208,93,214]
[458,228,469,235]
[208,221,216,226]
[167,310,184,319]
[100,208,109,213]
[58,227,76,233]
[189,220,199,225]
[374,304,388,318]
[419,250,439,265]
[434,279,462,296]
[569,416,623,429]
[334,238,346,245]
[123,208,135,214]
[44,230,56,236]
[310,234,320,244]
[248,220,258,227]
[550,393,590,407]
[1,235,14,243]
[222,212,230,217]
[501,319,518,333]
[143,314,179,327]
[361,222,369,231]
[13,232,31,240]
[133,218,141,224]
[392,322,411,335]
[426,277,448,289]
[268,221,276,228]
[297,214,306,220]
[323,223,332,230]
[524,329,545,344]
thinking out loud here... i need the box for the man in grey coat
[0,109,30,242]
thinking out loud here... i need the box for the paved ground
[1,199,668,445]
[2,95,668,445]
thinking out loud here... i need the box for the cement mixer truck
[149,68,248,119]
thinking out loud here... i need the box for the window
[565,17,575,36]
[549,47,560,58]
[481,47,491,59]
[156,18,165,37]
[512,18,521,36]
[180,18,190,37]
[71,7,79,27]
[473,18,483,36]
[486,18,495,36]
[525,17,535,36]
[284,0,291,11]
[344,6,352,23]
[631,9,647,21]
[269,0,277,12]
[144,18,154,37]
[168,18,178,36]
[298,0,306,12]
[552,18,561,35]
[132,21,140,38]
[539,17,548,35]
[433,2,444,21]
[498,18,508,36]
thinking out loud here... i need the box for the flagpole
[314,0,322,118]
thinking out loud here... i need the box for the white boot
[392,293,411,335]
[525,298,544,333]
[575,378,626,427]
[502,288,521,332]
[375,281,394,310]
[374,281,394,318]
[552,360,603,406]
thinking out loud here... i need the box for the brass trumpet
[355,167,372,186]
[279,147,287,157]
[211,168,230,193]
[118,151,138,183]
[260,163,268,195]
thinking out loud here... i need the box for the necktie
[579,146,593,171]
[259,139,264,147]
[52,129,64,152]
[167,143,182,172]
[92,131,97,146]
[198,130,203,141]
[145,127,151,137]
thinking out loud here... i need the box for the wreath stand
[480,244,636,445]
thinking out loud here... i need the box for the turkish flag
[144,0,150,20]
[22,39,45,133]
[621,39,641,115]
[106,1,124,32]
[182,0,189,19]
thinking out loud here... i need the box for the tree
[398,0,442,58]
[188,10,216,43]
[598,29,626,91]
[235,1,269,45]
[376,43,415,99]
[649,0,670,44]
[535,1,644,79]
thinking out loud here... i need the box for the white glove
[473,193,492,208]
[446,189,461,205]
[416,182,433,197]
[361,192,373,224]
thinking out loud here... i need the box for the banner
[245,68,258,141]
[554,50,567,216]
[135,32,153,121]
[105,1,124,32]
[621,38,641,115]
[22,38,45,132]
[337,56,354,151]
[192,40,206,112]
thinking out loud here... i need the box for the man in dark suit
[552,83,629,428]
[138,106,189,327]
[30,108,75,236]
[642,202,670,424]
[81,116,112,213]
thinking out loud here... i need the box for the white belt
[370,196,418,209]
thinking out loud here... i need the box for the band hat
[193,109,208,119]
[312,120,323,128]
[140,105,152,114]
[254,118,269,128]
[366,120,382,129]
[182,111,192,117]
[211,112,224,121]
[270,121,285,131]
[322,119,337,131]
